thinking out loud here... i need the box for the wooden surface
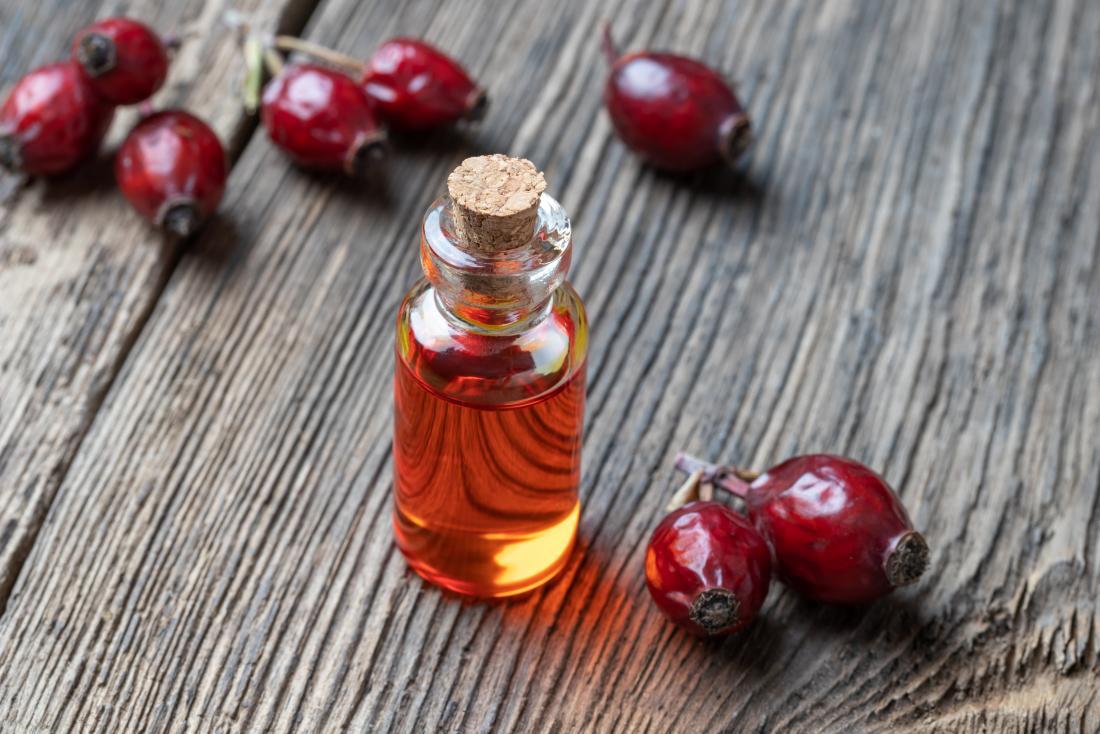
[0,0,1097,731]
[0,0,317,606]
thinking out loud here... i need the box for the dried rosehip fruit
[362,38,486,131]
[677,453,930,604]
[261,63,386,176]
[745,455,928,604]
[646,501,771,636]
[115,110,226,236]
[0,62,115,176]
[601,22,750,172]
[72,17,170,105]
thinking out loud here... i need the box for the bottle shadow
[406,550,781,684]
[428,552,937,671]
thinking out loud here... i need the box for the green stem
[243,36,264,114]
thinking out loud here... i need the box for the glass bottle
[393,155,588,598]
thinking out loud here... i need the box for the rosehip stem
[273,35,366,75]
[599,21,620,65]
[665,468,704,511]
[243,36,264,113]
[673,452,759,498]
[264,48,285,77]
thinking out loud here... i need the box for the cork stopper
[446,154,547,253]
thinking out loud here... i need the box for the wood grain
[0,0,1098,731]
[0,0,317,603]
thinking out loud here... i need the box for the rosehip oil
[393,335,585,597]
[393,156,587,598]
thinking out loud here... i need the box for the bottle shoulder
[396,279,587,407]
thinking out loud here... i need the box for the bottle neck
[434,290,555,332]
[421,194,572,330]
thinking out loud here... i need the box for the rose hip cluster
[1,20,483,231]
[259,35,485,176]
[646,453,929,637]
[0,17,228,236]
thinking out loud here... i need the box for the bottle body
[393,193,587,598]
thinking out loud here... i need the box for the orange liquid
[393,357,585,597]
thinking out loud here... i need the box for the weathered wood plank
[1,0,1098,731]
[0,0,317,603]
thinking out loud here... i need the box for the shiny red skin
[262,64,384,175]
[72,17,169,105]
[646,501,771,637]
[745,455,919,604]
[115,111,226,234]
[362,38,484,131]
[605,52,746,172]
[0,62,115,176]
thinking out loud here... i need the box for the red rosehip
[743,455,929,604]
[362,38,486,131]
[601,23,750,172]
[72,17,169,105]
[261,63,386,176]
[115,110,226,237]
[646,501,771,637]
[0,62,115,176]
